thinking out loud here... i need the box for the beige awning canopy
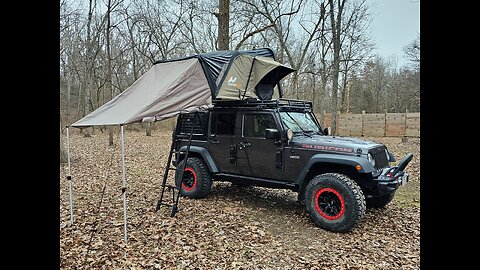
[71,49,294,127]
[216,55,295,100]
[72,58,212,127]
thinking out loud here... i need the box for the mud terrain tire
[305,173,366,232]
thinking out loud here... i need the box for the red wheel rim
[181,167,197,191]
[314,187,345,220]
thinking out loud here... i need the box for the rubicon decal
[301,144,354,153]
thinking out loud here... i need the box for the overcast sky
[368,0,420,67]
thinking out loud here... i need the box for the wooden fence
[316,110,420,137]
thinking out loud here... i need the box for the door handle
[210,138,219,144]
[239,141,251,149]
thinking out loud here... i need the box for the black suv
[172,99,413,232]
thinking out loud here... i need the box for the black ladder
[155,112,198,217]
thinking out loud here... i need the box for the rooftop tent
[72,48,294,127]
[215,54,295,100]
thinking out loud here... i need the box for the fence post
[361,110,366,137]
[336,111,340,136]
[384,110,387,137]
[322,110,327,127]
[405,108,409,137]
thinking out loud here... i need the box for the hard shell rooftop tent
[65,48,295,242]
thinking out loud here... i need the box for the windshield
[280,111,320,133]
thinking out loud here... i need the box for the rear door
[236,112,283,179]
[207,111,238,173]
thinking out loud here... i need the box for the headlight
[367,153,375,166]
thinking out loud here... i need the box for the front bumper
[373,153,413,196]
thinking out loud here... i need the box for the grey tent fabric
[72,58,212,127]
[216,55,295,100]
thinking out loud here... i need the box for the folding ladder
[155,112,199,217]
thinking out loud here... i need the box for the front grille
[369,146,389,171]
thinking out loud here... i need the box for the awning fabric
[71,48,294,127]
[72,58,212,127]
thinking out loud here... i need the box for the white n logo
[227,76,237,85]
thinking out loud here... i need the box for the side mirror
[265,128,280,140]
[323,127,329,136]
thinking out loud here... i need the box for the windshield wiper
[285,112,311,137]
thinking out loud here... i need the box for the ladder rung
[161,184,179,190]
[159,202,175,207]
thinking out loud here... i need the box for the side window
[243,114,276,138]
[210,112,236,136]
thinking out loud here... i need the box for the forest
[60,0,420,131]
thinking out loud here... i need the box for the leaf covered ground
[60,128,420,269]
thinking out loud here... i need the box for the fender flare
[295,153,374,186]
[178,146,219,173]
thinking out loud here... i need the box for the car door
[207,111,238,173]
[237,112,283,179]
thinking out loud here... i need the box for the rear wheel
[305,173,366,232]
[175,157,212,199]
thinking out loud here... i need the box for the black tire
[175,157,212,199]
[366,191,396,209]
[305,173,366,232]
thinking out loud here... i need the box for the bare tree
[328,0,346,134]
[106,0,114,145]
[338,0,374,113]
[215,0,230,50]
[403,33,420,70]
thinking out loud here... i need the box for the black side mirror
[323,127,329,135]
[265,128,280,140]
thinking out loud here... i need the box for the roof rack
[212,98,312,109]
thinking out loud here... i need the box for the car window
[243,114,276,138]
[210,112,235,136]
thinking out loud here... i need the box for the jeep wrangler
[172,99,413,232]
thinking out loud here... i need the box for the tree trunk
[106,0,114,146]
[217,0,230,50]
[328,0,345,135]
[60,125,67,164]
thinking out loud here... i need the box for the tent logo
[227,76,237,86]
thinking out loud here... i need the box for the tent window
[243,114,276,138]
[210,112,236,136]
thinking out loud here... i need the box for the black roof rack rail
[212,98,312,109]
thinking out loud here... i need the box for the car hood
[290,134,384,155]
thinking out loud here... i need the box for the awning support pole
[66,127,74,224]
[120,125,128,243]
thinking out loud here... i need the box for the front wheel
[175,157,212,199]
[305,173,366,232]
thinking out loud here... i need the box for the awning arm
[120,125,128,243]
[66,126,74,224]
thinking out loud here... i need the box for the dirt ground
[60,128,420,269]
